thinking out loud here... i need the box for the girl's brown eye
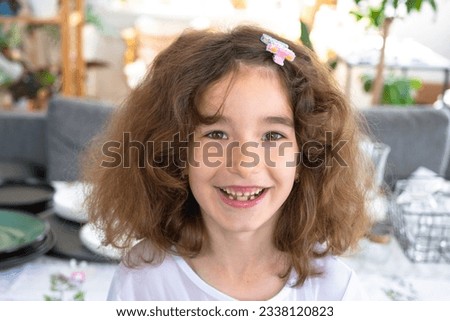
[206,131,227,140]
[262,131,284,141]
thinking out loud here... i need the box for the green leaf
[383,84,399,104]
[0,70,13,87]
[328,58,337,70]
[406,0,437,12]
[0,23,22,48]
[85,5,104,32]
[365,74,419,106]
[73,291,85,301]
[410,78,422,90]
[299,20,313,51]
[350,10,364,22]
[361,74,374,93]
[369,8,385,28]
[415,0,423,11]
[351,0,437,29]
[428,0,438,11]
[37,70,57,87]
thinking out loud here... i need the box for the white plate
[79,223,121,260]
[52,181,89,223]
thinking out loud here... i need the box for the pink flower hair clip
[260,33,296,66]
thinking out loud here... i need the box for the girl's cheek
[200,141,226,167]
[266,142,299,166]
[189,139,227,168]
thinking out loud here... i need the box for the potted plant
[0,22,59,111]
[350,0,437,105]
[361,73,422,105]
[83,5,104,62]
[0,23,22,109]
[25,4,105,62]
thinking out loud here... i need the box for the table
[342,238,450,300]
[335,38,450,98]
[1,237,449,300]
[0,255,117,301]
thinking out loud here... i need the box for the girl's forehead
[198,65,285,113]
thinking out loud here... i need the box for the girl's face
[188,66,299,237]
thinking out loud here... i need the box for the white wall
[390,0,450,59]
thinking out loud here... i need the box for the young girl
[83,25,373,301]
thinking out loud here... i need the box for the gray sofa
[1,96,450,189]
[0,96,113,182]
[361,106,450,188]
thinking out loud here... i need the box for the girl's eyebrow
[262,116,294,128]
[200,115,294,127]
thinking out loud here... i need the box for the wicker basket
[390,179,450,263]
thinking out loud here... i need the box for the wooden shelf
[0,15,61,25]
[0,0,85,97]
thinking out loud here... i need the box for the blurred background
[0,0,448,111]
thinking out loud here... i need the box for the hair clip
[260,34,296,66]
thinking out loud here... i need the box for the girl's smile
[217,185,268,208]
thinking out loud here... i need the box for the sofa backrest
[361,106,450,188]
[47,96,114,181]
[0,109,47,179]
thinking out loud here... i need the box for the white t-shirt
[107,242,367,301]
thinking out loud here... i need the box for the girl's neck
[198,212,282,270]
[186,232,289,300]
[204,231,280,273]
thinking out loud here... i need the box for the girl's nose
[226,141,262,178]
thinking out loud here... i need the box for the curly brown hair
[83,25,373,286]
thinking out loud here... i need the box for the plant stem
[371,17,393,106]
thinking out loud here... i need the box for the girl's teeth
[221,188,264,201]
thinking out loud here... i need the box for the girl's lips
[217,186,268,208]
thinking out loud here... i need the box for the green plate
[0,209,48,254]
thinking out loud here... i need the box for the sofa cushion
[0,110,47,179]
[47,96,114,181]
[444,107,450,180]
[361,106,450,188]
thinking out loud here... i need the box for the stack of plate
[48,181,121,262]
[0,209,55,270]
[0,179,54,214]
[0,179,120,268]
[52,181,89,223]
